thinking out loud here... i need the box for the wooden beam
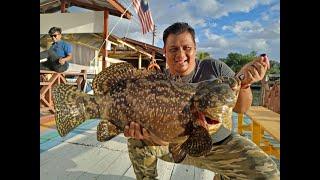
[116,39,153,59]
[69,0,104,11]
[40,0,60,7]
[138,54,142,69]
[152,50,156,59]
[107,0,132,19]
[102,9,109,69]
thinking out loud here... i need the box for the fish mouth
[196,106,232,131]
[196,111,221,130]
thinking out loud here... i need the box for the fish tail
[52,84,101,137]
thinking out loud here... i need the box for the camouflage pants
[127,133,280,180]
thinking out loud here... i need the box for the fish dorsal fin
[169,143,187,163]
[92,62,136,95]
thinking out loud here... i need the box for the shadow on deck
[40,119,215,180]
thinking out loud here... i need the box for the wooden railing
[40,70,87,121]
[260,80,280,113]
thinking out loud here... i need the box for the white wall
[40,11,104,34]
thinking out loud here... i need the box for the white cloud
[261,12,270,21]
[222,20,279,40]
[258,0,274,5]
[270,3,280,11]
[197,27,279,61]
[223,21,264,35]
[203,29,229,47]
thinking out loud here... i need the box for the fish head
[191,76,240,132]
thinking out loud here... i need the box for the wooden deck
[40,119,215,180]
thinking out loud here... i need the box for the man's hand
[124,122,169,146]
[237,54,270,88]
[59,58,66,65]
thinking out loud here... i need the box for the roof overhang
[40,0,132,19]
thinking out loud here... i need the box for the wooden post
[94,50,99,74]
[102,9,109,70]
[138,53,142,69]
[252,121,262,146]
[81,69,87,91]
[238,113,244,135]
[152,50,155,60]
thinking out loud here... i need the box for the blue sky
[69,0,280,61]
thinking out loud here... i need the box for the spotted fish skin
[52,62,240,163]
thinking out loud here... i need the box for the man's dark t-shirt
[166,58,236,143]
[181,58,235,83]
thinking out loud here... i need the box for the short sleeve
[210,59,235,77]
[64,42,72,55]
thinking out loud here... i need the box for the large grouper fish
[52,62,241,163]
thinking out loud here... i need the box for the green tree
[220,51,257,73]
[220,51,280,75]
[196,51,211,60]
[267,60,280,75]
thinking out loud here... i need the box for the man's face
[164,31,196,76]
[50,31,62,42]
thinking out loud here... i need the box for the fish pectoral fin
[171,135,189,144]
[182,126,213,157]
[97,121,121,142]
[169,143,187,163]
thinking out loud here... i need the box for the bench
[238,106,280,159]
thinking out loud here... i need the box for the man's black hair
[163,22,196,45]
[48,27,62,36]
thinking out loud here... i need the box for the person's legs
[40,61,51,70]
[127,138,171,180]
[52,62,69,73]
[40,50,49,60]
[182,133,280,180]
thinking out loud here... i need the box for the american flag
[132,0,154,34]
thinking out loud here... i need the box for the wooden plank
[96,152,132,180]
[40,132,97,167]
[73,151,123,180]
[237,113,244,134]
[41,143,99,179]
[40,120,99,156]
[157,159,175,180]
[40,128,95,155]
[61,145,123,179]
[40,70,57,74]
[245,106,280,142]
[106,0,132,19]
[40,118,56,133]
[62,72,85,76]
[194,167,215,180]
[40,126,98,164]
[170,164,195,180]
[65,135,128,179]
[40,106,55,112]
[40,82,50,85]
[122,165,137,179]
[252,121,262,145]
[40,114,55,123]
